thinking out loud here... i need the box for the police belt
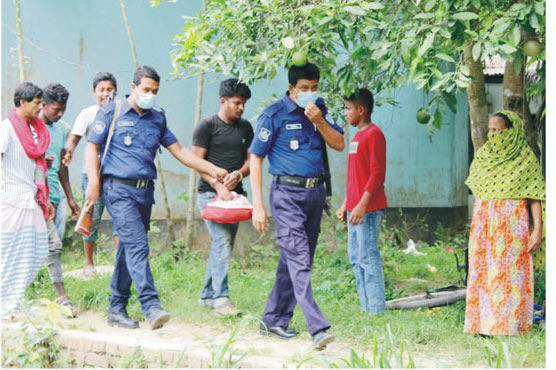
[110,176,154,189]
[276,175,324,189]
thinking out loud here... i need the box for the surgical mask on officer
[136,92,157,110]
[295,91,318,108]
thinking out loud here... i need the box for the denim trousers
[81,172,106,243]
[45,219,64,284]
[197,191,238,300]
[347,209,386,314]
[54,195,67,241]
[81,173,117,242]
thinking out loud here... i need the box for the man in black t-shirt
[192,78,253,316]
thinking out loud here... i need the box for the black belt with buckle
[110,176,154,189]
[276,175,323,189]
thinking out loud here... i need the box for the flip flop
[82,266,97,278]
[56,299,78,318]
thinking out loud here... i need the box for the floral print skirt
[464,198,533,336]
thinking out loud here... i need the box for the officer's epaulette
[261,100,283,117]
[152,105,165,113]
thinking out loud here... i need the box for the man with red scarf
[1,82,55,317]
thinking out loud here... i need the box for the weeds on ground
[206,316,256,368]
[534,264,545,305]
[2,299,74,368]
[483,339,530,368]
[117,346,147,368]
[319,324,415,368]
[23,208,546,368]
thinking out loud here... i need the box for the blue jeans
[81,173,117,242]
[54,194,67,241]
[347,209,386,314]
[197,191,238,300]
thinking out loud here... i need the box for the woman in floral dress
[464,110,545,336]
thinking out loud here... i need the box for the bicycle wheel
[386,288,467,310]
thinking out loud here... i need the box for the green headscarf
[465,110,545,268]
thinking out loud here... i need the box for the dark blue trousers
[262,177,331,336]
[103,178,161,315]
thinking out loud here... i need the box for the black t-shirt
[192,114,254,194]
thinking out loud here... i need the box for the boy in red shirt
[337,88,387,316]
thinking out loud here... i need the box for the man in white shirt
[1,82,50,317]
[63,72,119,277]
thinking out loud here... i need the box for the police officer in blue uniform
[249,63,344,348]
[85,65,227,330]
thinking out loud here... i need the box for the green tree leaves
[168,0,544,131]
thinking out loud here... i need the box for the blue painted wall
[1,0,468,219]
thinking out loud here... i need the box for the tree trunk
[183,0,207,254]
[14,0,25,82]
[184,72,204,253]
[502,60,540,158]
[463,40,489,152]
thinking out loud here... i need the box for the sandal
[56,299,78,318]
[82,266,97,278]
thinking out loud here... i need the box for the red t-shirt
[345,124,387,212]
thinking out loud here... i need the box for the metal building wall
[2,0,469,222]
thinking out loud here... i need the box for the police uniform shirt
[249,92,344,178]
[88,97,178,180]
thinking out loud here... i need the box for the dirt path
[3,265,464,368]
[4,309,461,368]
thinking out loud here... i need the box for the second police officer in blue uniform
[249,63,345,348]
[86,66,227,330]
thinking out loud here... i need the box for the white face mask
[295,90,318,108]
[136,92,157,110]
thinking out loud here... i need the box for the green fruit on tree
[292,51,307,67]
[523,40,542,57]
[416,109,431,124]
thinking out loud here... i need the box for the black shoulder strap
[99,100,122,172]
[322,146,332,197]
[322,145,332,216]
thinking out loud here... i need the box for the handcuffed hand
[216,185,234,201]
[212,167,228,183]
[222,171,240,190]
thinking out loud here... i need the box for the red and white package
[201,192,253,224]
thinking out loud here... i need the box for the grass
[24,215,546,368]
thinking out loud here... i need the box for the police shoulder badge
[93,121,106,134]
[258,128,271,142]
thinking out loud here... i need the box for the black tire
[386,288,467,310]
